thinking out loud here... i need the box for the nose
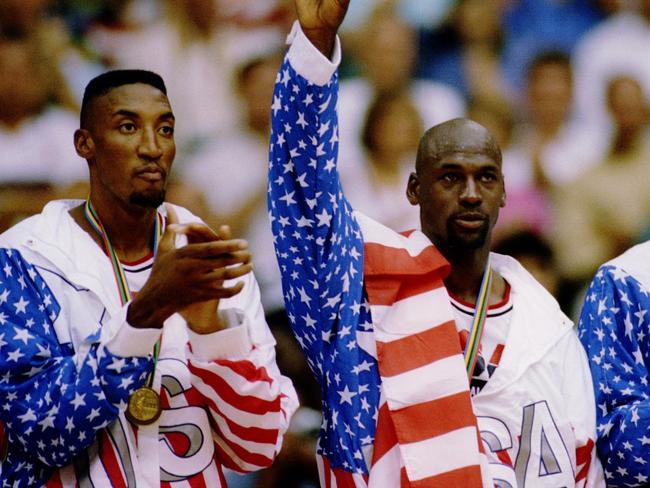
[137,127,162,160]
[460,177,482,205]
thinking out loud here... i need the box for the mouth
[452,213,487,230]
[135,167,164,182]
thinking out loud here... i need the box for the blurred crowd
[1,0,649,485]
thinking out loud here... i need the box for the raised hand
[294,0,350,56]
[127,205,252,331]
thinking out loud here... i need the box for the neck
[611,126,642,156]
[440,245,505,306]
[72,195,158,263]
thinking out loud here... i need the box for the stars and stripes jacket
[268,21,603,487]
[579,241,650,487]
[0,200,298,487]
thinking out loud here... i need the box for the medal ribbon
[84,199,163,384]
[463,256,492,380]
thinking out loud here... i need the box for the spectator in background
[84,0,289,154]
[179,52,284,313]
[0,36,86,231]
[500,0,604,95]
[553,76,650,285]
[493,229,560,299]
[340,90,423,232]
[507,51,605,192]
[338,4,465,169]
[468,97,551,238]
[417,0,510,105]
[573,0,650,138]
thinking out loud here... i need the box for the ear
[500,189,506,208]
[74,129,95,160]
[406,172,420,206]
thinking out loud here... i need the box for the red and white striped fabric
[351,212,489,487]
[43,316,294,487]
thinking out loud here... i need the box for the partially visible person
[180,52,285,313]
[553,75,650,284]
[340,90,423,231]
[468,98,551,238]
[507,50,605,192]
[0,37,84,186]
[493,229,560,299]
[0,69,297,486]
[573,0,650,138]
[267,0,603,485]
[338,4,465,168]
[417,0,510,104]
[578,241,650,486]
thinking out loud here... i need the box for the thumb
[218,224,232,241]
[159,203,180,253]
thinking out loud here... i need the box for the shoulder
[491,252,568,322]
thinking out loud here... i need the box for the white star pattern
[579,263,650,485]
[268,57,380,475]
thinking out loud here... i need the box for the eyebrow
[111,109,175,121]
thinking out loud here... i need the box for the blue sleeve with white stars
[268,37,382,475]
[578,265,650,487]
[0,248,151,483]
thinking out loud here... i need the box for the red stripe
[213,437,274,470]
[216,461,227,487]
[365,270,447,306]
[188,470,207,488]
[575,439,594,482]
[188,362,280,414]
[364,242,449,277]
[371,403,397,465]
[390,391,477,444]
[200,390,280,444]
[98,429,127,488]
[400,467,409,487]
[496,448,513,466]
[323,457,333,488]
[45,470,64,488]
[332,466,359,487]
[489,343,505,366]
[409,465,483,487]
[215,359,274,385]
[376,321,461,377]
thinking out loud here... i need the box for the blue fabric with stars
[268,58,381,474]
[579,264,650,487]
[0,248,151,486]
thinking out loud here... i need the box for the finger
[176,222,220,244]
[182,251,252,273]
[203,263,253,282]
[209,281,246,300]
[159,203,180,252]
[218,225,232,240]
[177,239,249,259]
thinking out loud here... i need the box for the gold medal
[125,386,162,425]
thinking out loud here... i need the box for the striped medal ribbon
[84,199,164,425]
[463,256,492,380]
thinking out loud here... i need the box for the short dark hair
[80,69,167,128]
[526,50,571,80]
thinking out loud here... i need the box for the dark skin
[406,120,507,304]
[297,1,506,305]
[73,82,252,333]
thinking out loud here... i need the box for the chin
[129,190,166,208]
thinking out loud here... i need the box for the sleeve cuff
[187,309,253,361]
[286,20,341,86]
[103,307,162,358]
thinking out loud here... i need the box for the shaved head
[415,118,501,174]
